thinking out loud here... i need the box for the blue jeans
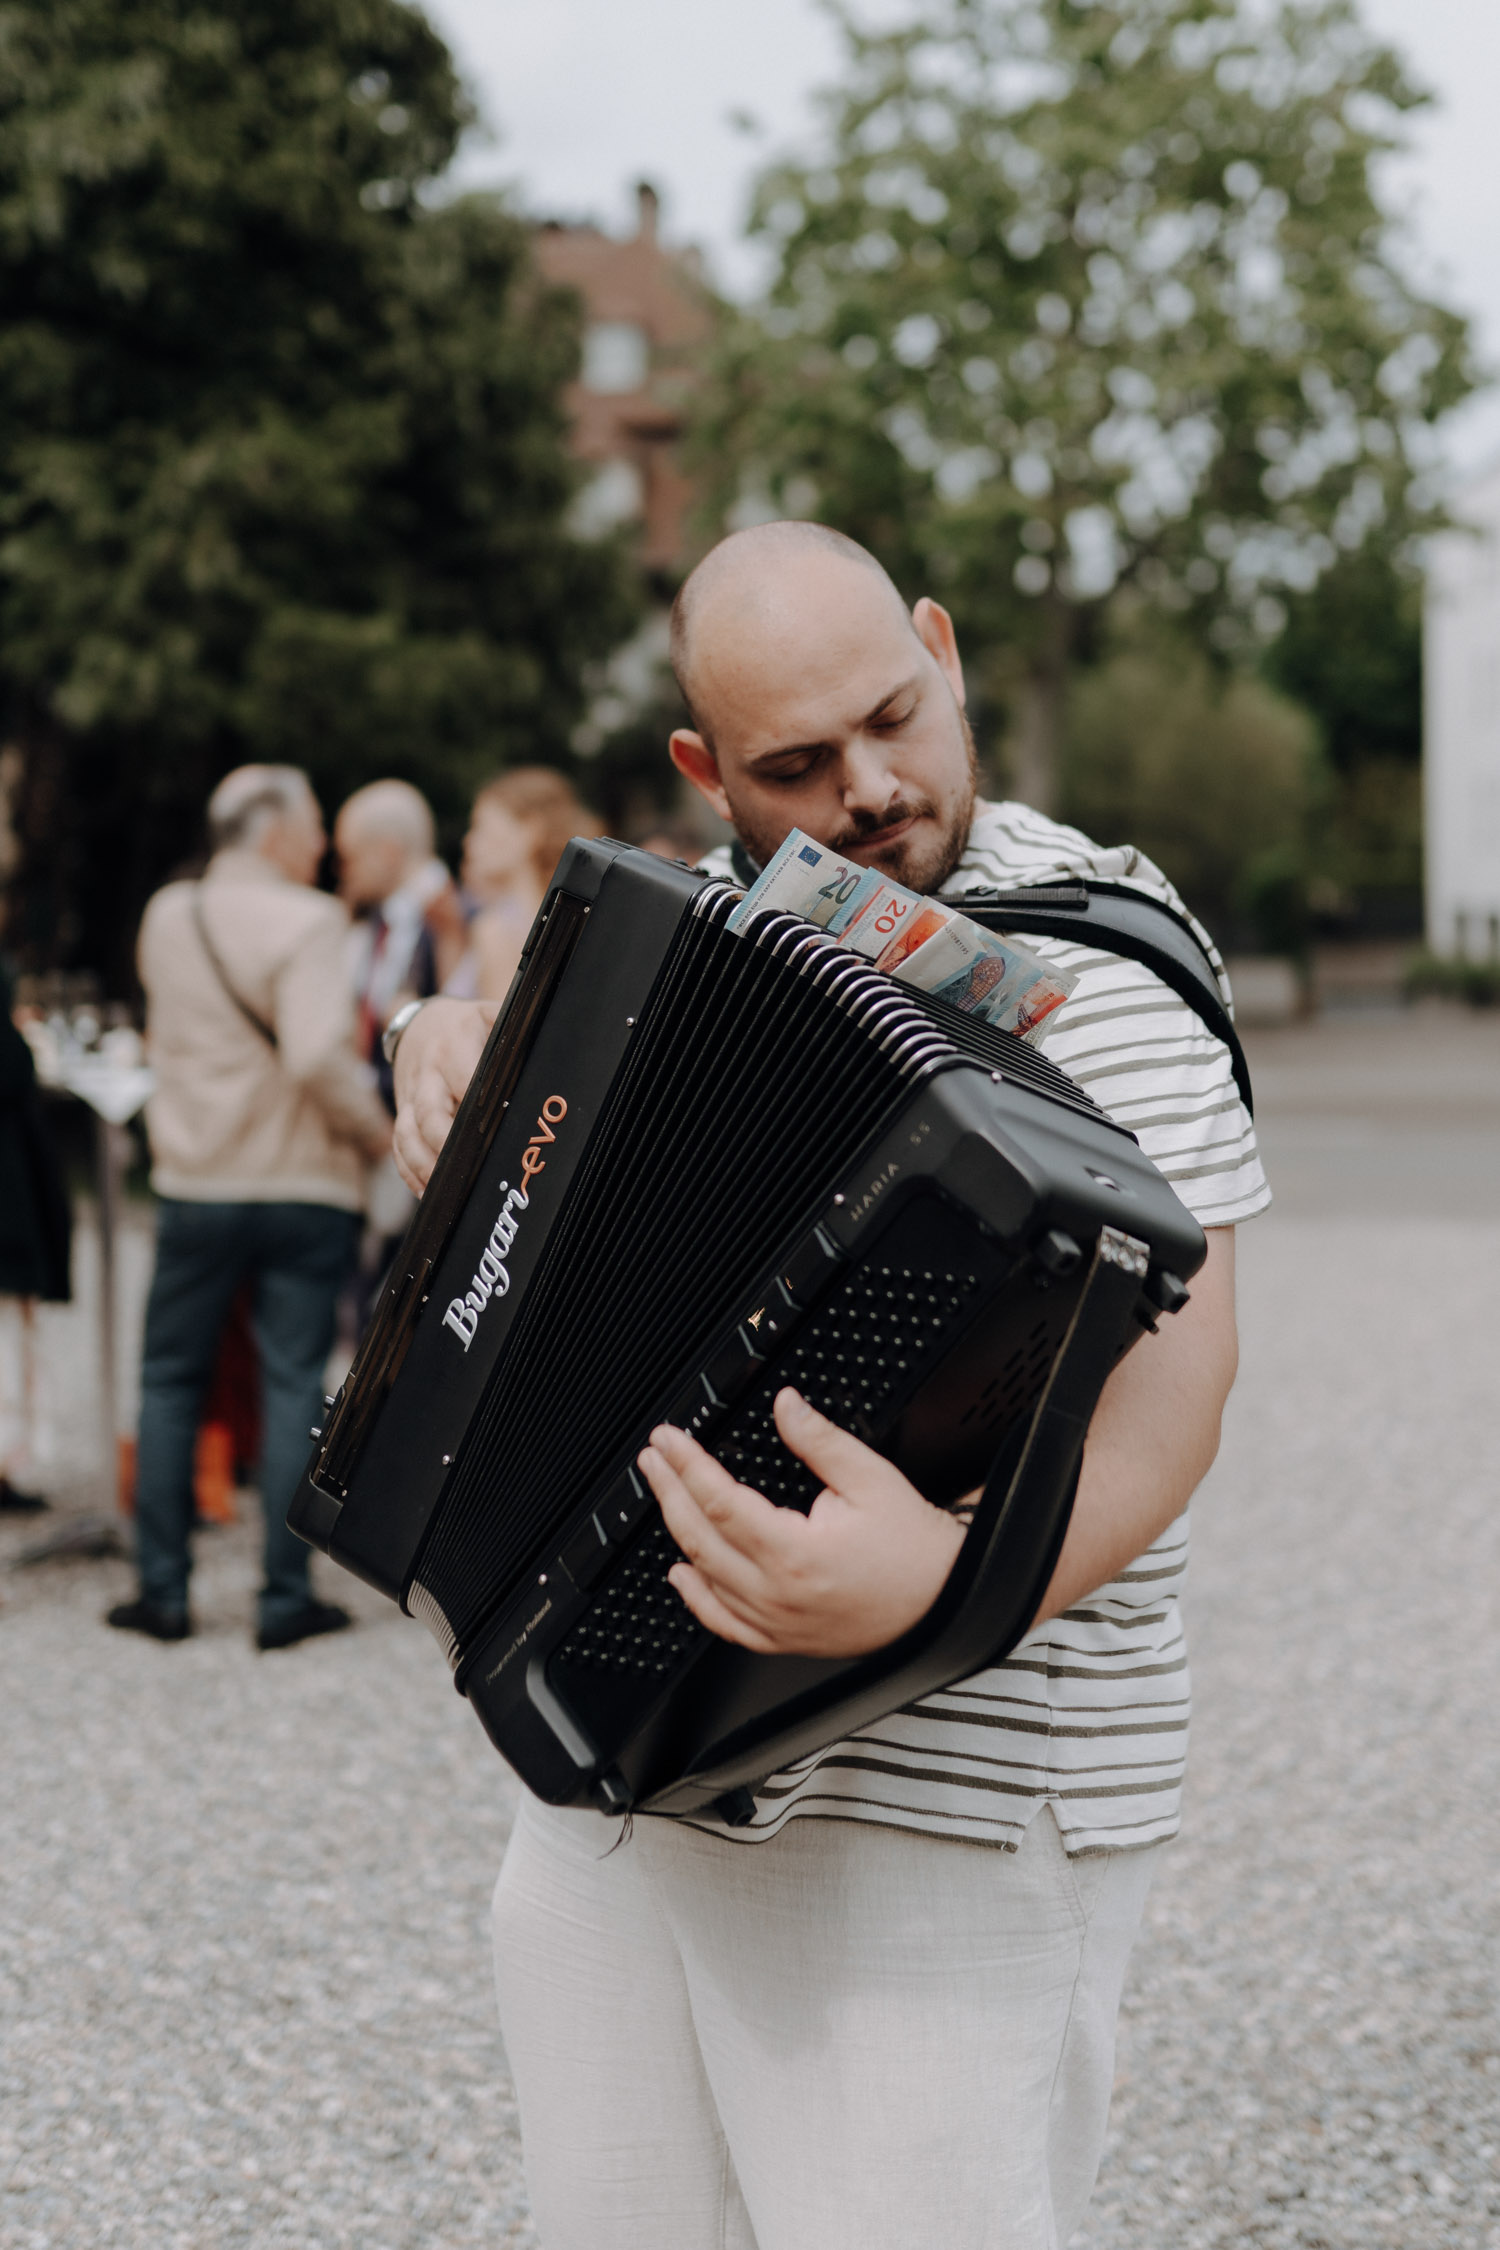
[134,1200,361,1632]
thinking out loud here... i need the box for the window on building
[569,458,644,539]
[582,321,650,394]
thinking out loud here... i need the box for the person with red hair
[451,768,603,1003]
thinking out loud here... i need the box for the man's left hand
[637,1389,966,1658]
[639,1229,1239,1659]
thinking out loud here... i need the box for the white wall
[1424,465,1500,956]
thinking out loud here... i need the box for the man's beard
[729,708,978,897]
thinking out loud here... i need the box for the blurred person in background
[334,778,460,1329]
[637,816,714,865]
[109,765,390,1649]
[450,768,602,1002]
[0,961,71,1510]
[334,779,462,1102]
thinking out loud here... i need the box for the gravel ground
[5,1012,1498,2248]
[0,1528,528,2250]
[1080,1214,1500,2250]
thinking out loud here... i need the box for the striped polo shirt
[691,798,1270,1853]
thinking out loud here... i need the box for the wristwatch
[381,997,427,1068]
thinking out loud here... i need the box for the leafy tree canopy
[1062,630,1320,937]
[0,0,637,981]
[692,0,1474,809]
[1263,545,1420,771]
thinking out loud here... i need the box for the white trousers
[492,1794,1157,2250]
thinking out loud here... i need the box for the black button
[703,1327,765,1406]
[666,1374,717,1434]
[597,1467,649,1542]
[778,1227,842,1307]
[561,1514,612,1591]
[1146,1269,1191,1316]
[742,1278,798,1352]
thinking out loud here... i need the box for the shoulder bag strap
[191,886,279,1051]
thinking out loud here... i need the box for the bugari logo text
[442,1095,568,1351]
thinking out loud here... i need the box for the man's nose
[839,737,903,818]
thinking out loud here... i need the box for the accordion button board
[290,838,1208,1816]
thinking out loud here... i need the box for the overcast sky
[421,0,1500,474]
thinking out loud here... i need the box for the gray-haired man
[109,765,391,1650]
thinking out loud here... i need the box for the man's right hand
[392,998,498,1193]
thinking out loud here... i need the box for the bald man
[388,525,1270,2250]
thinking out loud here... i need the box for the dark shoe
[256,1600,351,1653]
[0,1479,49,1514]
[106,1597,191,1642]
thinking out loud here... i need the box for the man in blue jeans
[110,765,391,1649]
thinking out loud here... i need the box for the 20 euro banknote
[723,830,880,934]
[730,827,1076,1042]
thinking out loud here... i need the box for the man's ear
[669,730,733,824]
[912,597,966,710]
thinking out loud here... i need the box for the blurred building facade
[534,183,715,580]
[1425,464,1500,958]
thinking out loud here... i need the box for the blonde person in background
[450,768,603,1002]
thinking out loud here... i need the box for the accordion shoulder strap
[726,842,1253,1116]
[957,881,1253,1117]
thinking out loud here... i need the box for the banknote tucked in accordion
[728,828,1076,1043]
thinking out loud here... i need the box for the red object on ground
[118,1286,261,1522]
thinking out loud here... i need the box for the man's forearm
[1027,1227,1238,1628]
[642,1231,1239,1661]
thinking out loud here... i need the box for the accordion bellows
[291,842,1205,1818]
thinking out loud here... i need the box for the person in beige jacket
[109,765,391,1650]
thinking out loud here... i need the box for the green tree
[0,0,637,985]
[1263,547,1424,917]
[1062,631,1320,940]
[1264,546,1421,773]
[693,0,1473,811]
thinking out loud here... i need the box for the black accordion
[291,840,1207,1820]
